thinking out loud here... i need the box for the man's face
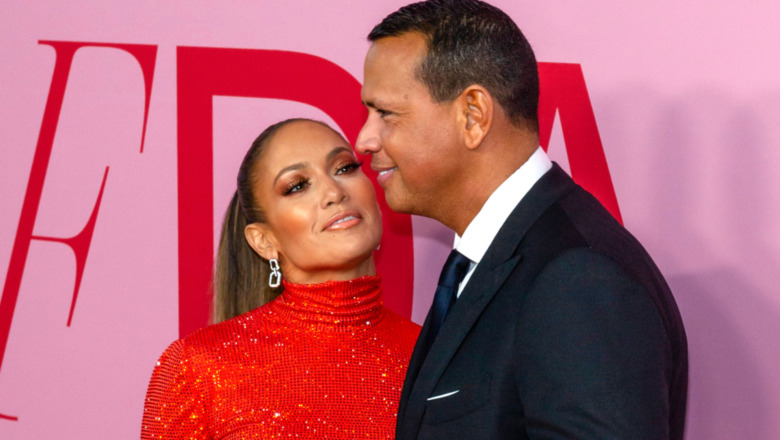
[356,32,462,217]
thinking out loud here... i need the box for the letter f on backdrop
[0,41,156,421]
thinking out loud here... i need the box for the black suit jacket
[396,164,687,440]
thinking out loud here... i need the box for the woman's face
[246,120,382,284]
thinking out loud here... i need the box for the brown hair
[213,118,328,323]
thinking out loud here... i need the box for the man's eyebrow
[273,163,307,186]
[363,98,395,110]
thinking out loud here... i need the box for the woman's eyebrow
[326,146,354,161]
[273,162,308,186]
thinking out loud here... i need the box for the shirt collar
[454,147,553,264]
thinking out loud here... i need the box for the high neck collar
[267,276,384,332]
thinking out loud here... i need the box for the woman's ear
[459,85,493,150]
[244,223,279,261]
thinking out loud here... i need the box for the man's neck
[446,133,538,235]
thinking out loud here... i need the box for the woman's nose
[321,177,348,208]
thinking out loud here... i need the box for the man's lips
[373,166,397,186]
[323,211,363,231]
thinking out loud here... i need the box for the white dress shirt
[454,147,553,296]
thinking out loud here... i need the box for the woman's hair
[213,118,325,323]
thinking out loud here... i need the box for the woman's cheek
[274,207,314,257]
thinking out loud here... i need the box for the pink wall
[2,1,779,438]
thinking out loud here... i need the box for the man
[355,1,688,439]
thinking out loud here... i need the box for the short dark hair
[369,0,539,132]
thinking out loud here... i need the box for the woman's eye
[336,161,363,175]
[283,178,309,195]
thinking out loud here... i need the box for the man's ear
[244,223,279,261]
[459,85,493,150]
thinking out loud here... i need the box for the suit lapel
[397,306,435,423]
[397,164,578,436]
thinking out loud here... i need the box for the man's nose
[355,115,380,155]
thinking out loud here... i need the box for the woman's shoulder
[159,305,271,362]
[380,307,422,338]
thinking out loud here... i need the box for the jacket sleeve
[515,248,672,439]
[140,339,211,439]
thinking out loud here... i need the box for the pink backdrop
[2,1,779,438]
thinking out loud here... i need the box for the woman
[141,119,420,439]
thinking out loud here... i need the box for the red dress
[141,276,420,439]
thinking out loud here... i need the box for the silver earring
[269,258,282,288]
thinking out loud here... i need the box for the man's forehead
[362,34,427,98]
[368,32,427,64]
[361,71,428,107]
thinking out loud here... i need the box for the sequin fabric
[141,276,420,439]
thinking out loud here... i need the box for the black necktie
[429,249,471,338]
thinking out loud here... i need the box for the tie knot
[438,249,471,289]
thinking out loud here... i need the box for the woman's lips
[323,211,363,231]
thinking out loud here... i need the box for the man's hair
[368,0,539,132]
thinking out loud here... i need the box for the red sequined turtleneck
[141,276,420,439]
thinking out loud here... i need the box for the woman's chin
[284,238,379,282]
[335,249,377,276]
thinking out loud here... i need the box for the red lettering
[538,62,622,223]
[176,47,415,338]
[0,41,156,421]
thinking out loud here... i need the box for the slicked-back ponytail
[212,191,276,323]
[212,118,324,323]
